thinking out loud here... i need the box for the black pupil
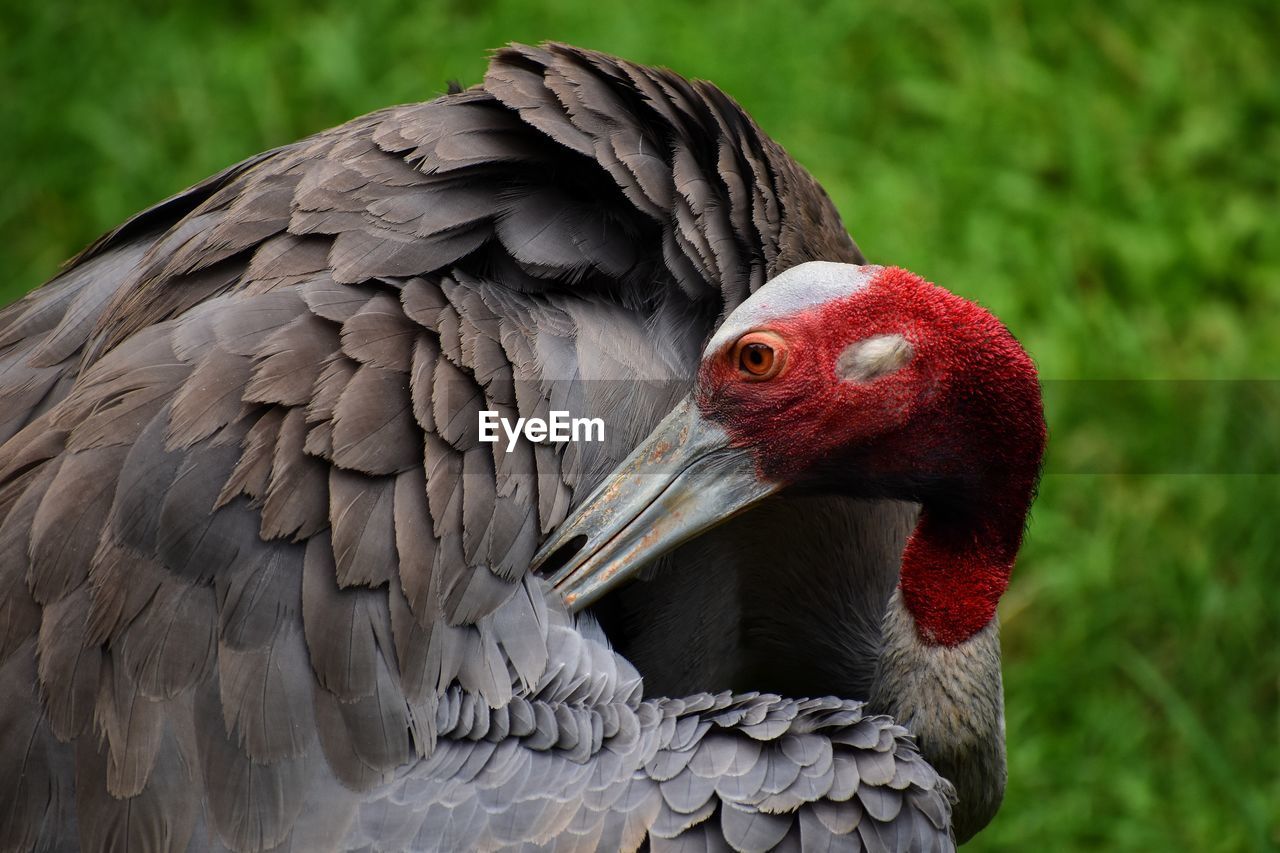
[744,344,769,370]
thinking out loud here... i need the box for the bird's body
[0,43,1045,852]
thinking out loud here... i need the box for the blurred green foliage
[2,0,1276,849]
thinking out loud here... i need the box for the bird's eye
[733,332,786,380]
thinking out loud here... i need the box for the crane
[0,43,1043,851]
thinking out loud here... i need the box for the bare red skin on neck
[697,267,1046,647]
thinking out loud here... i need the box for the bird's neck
[870,588,1008,843]
[897,476,1033,647]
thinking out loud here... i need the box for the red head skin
[696,267,1047,647]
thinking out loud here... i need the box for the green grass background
[2,0,1276,849]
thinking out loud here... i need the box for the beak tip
[530,399,769,617]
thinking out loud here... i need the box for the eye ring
[731,331,787,381]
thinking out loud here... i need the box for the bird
[0,42,1044,852]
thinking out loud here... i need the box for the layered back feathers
[0,44,953,852]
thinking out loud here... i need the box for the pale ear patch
[836,334,914,382]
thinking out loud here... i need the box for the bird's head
[537,262,1046,646]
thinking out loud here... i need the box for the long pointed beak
[533,397,780,611]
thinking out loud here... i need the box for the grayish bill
[533,396,780,610]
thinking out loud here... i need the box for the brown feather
[300,278,377,324]
[28,445,128,605]
[94,653,166,798]
[218,620,315,761]
[166,345,253,449]
[217,407,285,509]
[0,644,76,853]
[331,364,419,475]
[393,466,439,618]
[73,711,200,853]
[0,464,52,665]
[117,576,216,700]
[215,541,304,650]
[244,233,332,291]
[244,312,339,407]
[195,675,314,852]
[301,532,392,700]
[312,649,417,791]
[329,469,397,588]
[340,291,419,372]
[37,587,103,741]
[261,407,330,540]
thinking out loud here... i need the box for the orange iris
[733,332,786,380]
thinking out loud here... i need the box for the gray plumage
[0,43,958,851]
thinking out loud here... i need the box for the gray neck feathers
[870,590,1007,844]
